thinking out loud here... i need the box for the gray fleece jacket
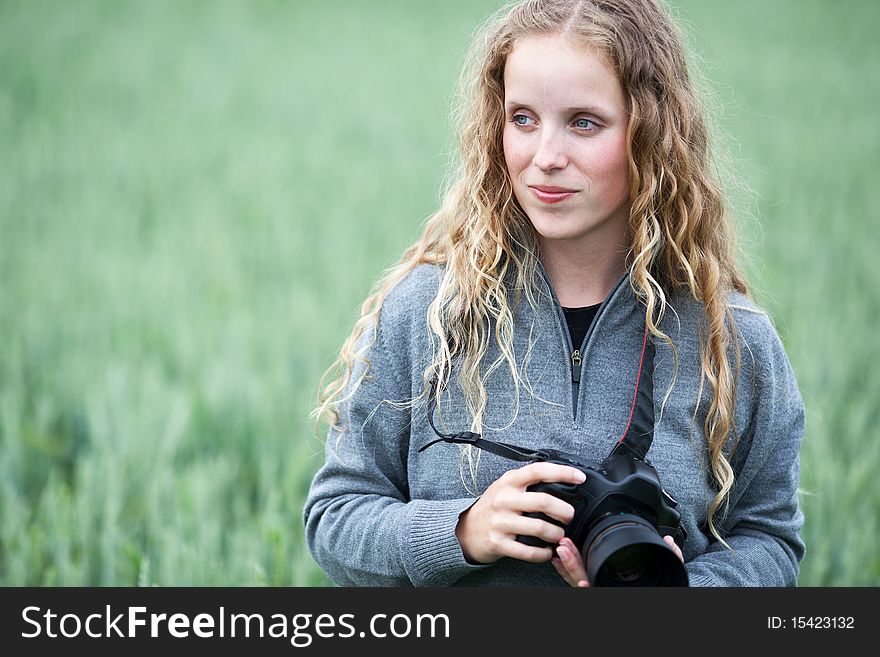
[303,264,805,586]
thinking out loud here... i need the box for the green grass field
[1,0,878,586]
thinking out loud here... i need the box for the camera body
[518,448,689,586]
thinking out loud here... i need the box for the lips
[529,185,578,204]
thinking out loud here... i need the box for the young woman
[303,0,805,587]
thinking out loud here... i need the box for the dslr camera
[517,448,688,586]
[423,329,688,586]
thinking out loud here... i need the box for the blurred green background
[1,0,877,586]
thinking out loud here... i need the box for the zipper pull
[571,349,582,383]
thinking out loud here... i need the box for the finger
[551,556,578,587]
[503,514,566,545]
[556,544,590,588]
[557,539,589,584]
[516,491,576,525]
[499,539,555,563]
[663,535,683,559]
[505,462,587,488]
[663,535,684,563]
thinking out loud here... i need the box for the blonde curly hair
[314,0,749,545]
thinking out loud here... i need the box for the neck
[539,238,628,308]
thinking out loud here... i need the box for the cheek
[585,134,630,195]
[502,125,530,177]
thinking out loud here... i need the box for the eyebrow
[504,100,611,116]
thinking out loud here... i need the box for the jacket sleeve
[685,313,806,586]
[302,280,489,586]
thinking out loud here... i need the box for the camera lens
[582,514,688,586]
[601,543,653,583]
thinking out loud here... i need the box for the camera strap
[418,398,551,463]
[421,325,655,463]
[609,324,654,461]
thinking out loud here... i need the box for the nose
[532,127,568,173]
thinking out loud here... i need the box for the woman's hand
[455,462,587,564]
[551,535,685,587]
[551,537,590,587]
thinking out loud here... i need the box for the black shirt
[562,302,602,351]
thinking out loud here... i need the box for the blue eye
[512,114,533,126]
[574,118,597,130]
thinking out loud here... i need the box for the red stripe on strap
[615,324,650,448]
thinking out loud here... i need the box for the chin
[532,227,582,243]
[524,203,628,246]
[527,214,587,242]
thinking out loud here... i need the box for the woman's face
[502,34,631,251]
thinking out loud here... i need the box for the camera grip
[515,479,582,548]
[516,510,566,549]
